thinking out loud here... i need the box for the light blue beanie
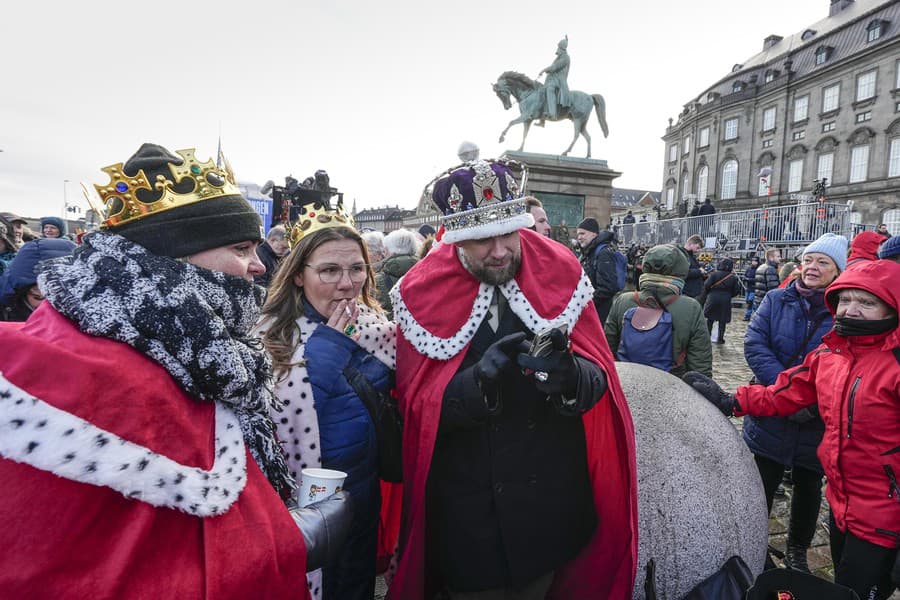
[803,233,848,272]
[879,235,900,259]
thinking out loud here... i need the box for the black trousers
[754,455,822,548]
[706,319,726,341]
[829,512,897,600]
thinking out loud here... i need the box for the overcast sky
[1,0,827,221]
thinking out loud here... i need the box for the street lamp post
[62,179,70,219]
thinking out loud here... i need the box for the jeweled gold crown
[288,195,356,248]
[91,148,241,228]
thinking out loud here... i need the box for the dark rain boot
[784,544,811,573]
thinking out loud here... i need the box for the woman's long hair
[261,226,379,379]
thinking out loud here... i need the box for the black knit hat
[577,217,600,234]
[105,143,262,258]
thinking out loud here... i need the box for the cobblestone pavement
[373,306,898,598]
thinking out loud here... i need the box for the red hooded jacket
[846,230,884,269]
[735,260,900,548]
[387,229,638,599]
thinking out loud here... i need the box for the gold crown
[91,149,241,228]
[288,196,356,248]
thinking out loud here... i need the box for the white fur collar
[391,271,594,360]
[0,371,247,517]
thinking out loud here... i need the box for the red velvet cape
[0,305,309,599]
[387,230,638,599]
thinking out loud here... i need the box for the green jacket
[604,244,712,378]
[375,254,418,319]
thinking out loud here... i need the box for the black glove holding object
[289,490,353,572]
[474,332,528,384]
[683,371,737,417]
[517,328,578,397]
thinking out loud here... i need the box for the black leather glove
[289,490,353,572]
[517,328,578,397]
[786,405,819,424]
[474,332,528,384]
[683,371,736,417]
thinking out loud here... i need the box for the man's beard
[459,249,521,285]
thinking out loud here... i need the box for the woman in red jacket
[686,259,900,600]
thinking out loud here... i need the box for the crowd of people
[0,142,898,600]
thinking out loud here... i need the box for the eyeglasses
[305,263,369,284]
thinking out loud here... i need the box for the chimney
[763,34,783,50]
[829,0,854,17]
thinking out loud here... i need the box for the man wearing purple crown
[0,143,350,598]
[387,158,638,599]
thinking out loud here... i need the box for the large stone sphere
[616,363,768,599]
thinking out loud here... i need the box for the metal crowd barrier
[617,202,853,253]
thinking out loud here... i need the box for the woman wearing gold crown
[0,143,352,599]
[257,201,396,600]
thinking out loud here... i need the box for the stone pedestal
[501,150,621,229]
[616,363,768,598]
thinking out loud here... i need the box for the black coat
[681,251,705,299]
[427,309,603,592]
[253,242,281,287]
[579,233,619,321]
[702,264,740,322]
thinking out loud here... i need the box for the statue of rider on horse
[493,36,608,158]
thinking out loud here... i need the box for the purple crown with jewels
[429,159,523,215]
[423,159,532,243]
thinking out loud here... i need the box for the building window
[732,81,743,93]
[856,69,877,102]
[762,139,774,148]
[849,145,869,183]
[666,187,675,210]
[668,144,677,162]
[764,70,776,83]
[683,136,691,155]
[793,130,806,140]
[822,122,836,133]
[884,209,900,235]
[867,20,884,42]
[793,96,808,123]
[822,83,840,112]
[724,117,739,141]
[697,165,709,201]
[681,173,690,200]
[699,126,710,148]
[758,175,770,197]
[817,153,834,184]
[721,160,738,200]
[889,138,900,177]
[815,46,832,65]
[896,58,900,89]
[801,29,817,41]
[788,159,804,192]
[762,107,776,132]
[856,111,872,123]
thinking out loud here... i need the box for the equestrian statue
[493,36,608,158]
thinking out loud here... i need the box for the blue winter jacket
[742,281,832,471]
[303,303,391,597]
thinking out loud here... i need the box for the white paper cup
[299,468,347,507]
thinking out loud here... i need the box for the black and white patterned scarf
[38,231,294,498]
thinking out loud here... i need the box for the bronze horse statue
[493,71,608,158]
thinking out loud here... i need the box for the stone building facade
[661,0,900,233]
